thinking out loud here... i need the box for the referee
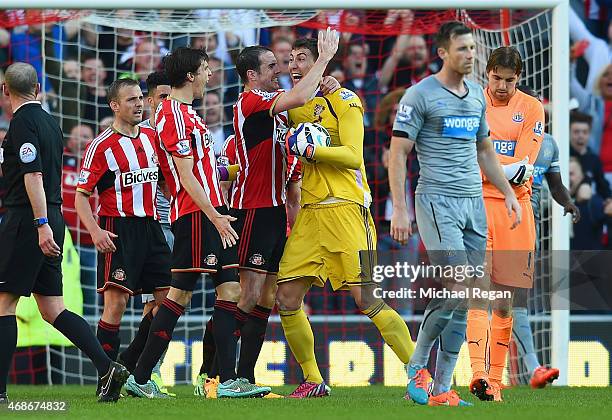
[0,62,127,403]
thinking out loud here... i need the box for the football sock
[213,300,238,382]
[433,308,467,395]
[237,305,271,383]
[279,307,323,384]
[512,307,540,373]
[96,320,121,363]
[53,310,111,375]
[0,315,17,394]
[133,298,184,384]
[199,316,215,376]
[362,301,414,364]
[410,298,456,368]
[489,313,513,383]
[119,311,153,372]
[234,307,248,334]
[466,309,489,375]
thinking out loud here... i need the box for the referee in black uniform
[0,62,128,403]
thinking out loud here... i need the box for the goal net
[0,6,562,387]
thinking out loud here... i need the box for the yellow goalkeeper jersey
[287,88,371,207]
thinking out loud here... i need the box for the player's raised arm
[272,28,339,114]
[477,137,522,228]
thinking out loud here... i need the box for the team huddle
[0,20,575,406]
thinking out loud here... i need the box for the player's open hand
[390,208,413,244]
[505,194,522,229]
[317,27,339,62]
[92,229,118,253]
[38,224,61,257]
[212,213,239,249]
[564,202,581,223]
[320,76,341,94]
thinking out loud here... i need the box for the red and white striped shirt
[155,98,224,222]
[77,127,159,218]
[231,89,290,209]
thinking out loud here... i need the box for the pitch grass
[2,385,611,419]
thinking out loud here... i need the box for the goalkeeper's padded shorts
[415,193,487,268]
[277,201,376,291]
[484,198,535,289]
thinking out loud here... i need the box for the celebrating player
[74,78,172,396]
[276,35,415,399]
[124,47,270,398]
[465,46,544,402]
[228,28,338,388]
[389,23,521,406]
[511,85,578,389]
[0,62,127,404]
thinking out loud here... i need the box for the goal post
[4,1,570,387]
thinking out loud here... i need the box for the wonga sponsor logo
[441,116,480,139]
[492,139,517,157]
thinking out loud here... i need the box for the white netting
[28,7,556,386]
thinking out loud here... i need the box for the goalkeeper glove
[503,157,534,185]
[286,127,316,160]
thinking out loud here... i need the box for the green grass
[2,385,611,419]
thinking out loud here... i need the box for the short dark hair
[107,78,140,104]
[145,71,170,96]
[4,62,38,97]
[163,47,208,88]
[236,46,273,82]
[570,110,593,127]
[435,21,472,50]
[293,38,318,60]
[517,84,539,99]
[486,46,522,76]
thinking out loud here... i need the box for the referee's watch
[33,217,49,228]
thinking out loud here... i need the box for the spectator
[570,157,607,249]
[571,58,612,174]
[118,38,165,86]
[569,111,612,198]
[271,36,293,90]
[378,34,437,93]
[98,116,114,132]
[341,42,379,127]
[62,124,98,315]
[204,90,233,157]
[570,5,612,91]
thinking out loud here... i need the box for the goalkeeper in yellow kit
[278,37,415,398]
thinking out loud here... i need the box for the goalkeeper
[467,47,544,403]
[278,37,415,399]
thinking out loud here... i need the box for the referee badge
[19,142,37,163]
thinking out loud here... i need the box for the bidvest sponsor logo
[442,116,480,139]
[492,139,517,157]
[121,167,158,187]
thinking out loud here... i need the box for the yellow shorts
[277,201,377,291]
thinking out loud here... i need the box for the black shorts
[171,208,238,291]
[0,206,65,297]
[230,205,287,274]
[97,216,171,296]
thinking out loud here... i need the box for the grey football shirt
[139,118,170,224]
[531,132,560,221]
[393,75,489,197]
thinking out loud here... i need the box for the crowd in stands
[1,6,611,315]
